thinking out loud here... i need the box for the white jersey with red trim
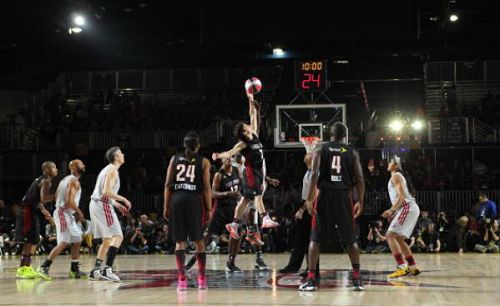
[89,164,123,239]
[55,174,81,214]
[91,164,120,204]
[387,172,419,238]
[388,172,416,206]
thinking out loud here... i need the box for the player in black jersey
[299,122,365,292]
[15,161,58,279]
[212,93,279,241]
[184,156,242,272]
[163,132,212,291]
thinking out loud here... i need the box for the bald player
[37,160,87,280]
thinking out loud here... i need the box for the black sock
[233,218,241,223]
[71,260,79,272]
[196,252,207,278]
[94,259,103,269]
[41,259,53,268]
[259,212,267,219]
[256,250,263,260]
[105,246,119,267]
[228,255,236,266]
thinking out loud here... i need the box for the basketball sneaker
[255,258,269,271]
[197,275,207,290]
[225,222,240,240]
[101,267,122,282]
[245,231,264,246]
[409,266,421,276]
[261,215,279,229]
[16,266,39,279]
[89,268,103,281]
[225,262,242,273]
[177,278,188,291]
[298,278,318,291]
[353,279,364,291]
[35,266,52,281]
[388,265,410,278]
[69,269,88,279]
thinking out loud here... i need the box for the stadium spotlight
[74,15,85,26]
[68,27,83,34]
[389,119,404,132]
[411,120,424,131]
[449,14,458,22]
[272,48,285,56]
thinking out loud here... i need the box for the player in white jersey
[88,147,131,282]
[381,156,421,278]
[36,159,86,280]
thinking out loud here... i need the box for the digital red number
[311,74,321,87]
[301,73,312,89]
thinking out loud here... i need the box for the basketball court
[1,253,498,305]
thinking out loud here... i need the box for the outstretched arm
[247,93,259,134]
[212,141,246,160]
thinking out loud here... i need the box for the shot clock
[295,60,328,92]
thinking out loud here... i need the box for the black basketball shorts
[310,189,357,246]
[170,192,204,242]
[15,205,41,245]
[207,201,237,236]
[241,167,264,200]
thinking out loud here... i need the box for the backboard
[274,103,346,148]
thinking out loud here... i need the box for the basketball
[245,77,262,94]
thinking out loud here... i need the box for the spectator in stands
[475,193,497,226]
[128,161,147,192]
[417,222,441,253]
[436,211,450,242]
[445,215,469,253]
[364,220,387,254]
[127,225,149,254]
[416,210,432,234]
[41,217,58,254]
[474,219,499,253]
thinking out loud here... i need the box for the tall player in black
[184,156,242,272]
[163,132,212,291]
[15,161,58,279]
[299,122,365,291]
[212,93,279,241]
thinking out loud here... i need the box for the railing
[428,117,498,144]
[469,118,498,143]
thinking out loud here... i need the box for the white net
[301,137,319,153]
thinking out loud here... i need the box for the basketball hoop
[301,136,320,153]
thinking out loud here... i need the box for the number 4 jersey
[172,153,204,193]
[318,142,356,190]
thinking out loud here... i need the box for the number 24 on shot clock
[295,60,328,92]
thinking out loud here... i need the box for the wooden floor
[0,253,498,305]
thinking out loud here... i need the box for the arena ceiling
[1,0,500,87]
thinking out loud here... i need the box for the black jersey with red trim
[21,175,46,207]
[217,167,241,206]
[241,134,264,170]
[318,142,356,190]
[171,153,204,193]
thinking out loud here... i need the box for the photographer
[127,227,149,254]
[474,219,500,253]
[417,222,441,253]
[364,220,387,253]
[436,211,449,241]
